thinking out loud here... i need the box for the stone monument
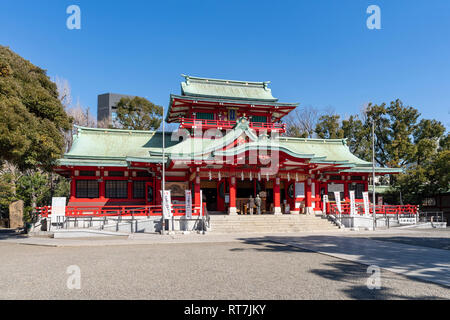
[9,200,24,229]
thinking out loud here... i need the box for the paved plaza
[0,228,449,300]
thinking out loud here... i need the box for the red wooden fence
[35,203,206,218]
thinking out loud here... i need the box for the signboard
[160,190,173,218]
[200,190,203,218]
[51,197,66,224]
[328,183,344,193]
[399,218,416,224]
[362,192,370,216]
[322,195,328,214]
[295,182,305,198]
[185,190,192,219]
[334,191,342,214]
[349,190,356,216]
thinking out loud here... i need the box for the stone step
[209,214,339,233]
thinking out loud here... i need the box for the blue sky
[1,0,449,128]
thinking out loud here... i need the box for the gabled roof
[166,75,298,123]
[58,121,402,175]
[180,74,277,101]
[58,125,180,167]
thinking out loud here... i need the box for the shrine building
[54,75,401,216]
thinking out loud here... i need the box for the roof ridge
[281,136,348,144]
[181,74,269,86]
[74,125,157,134]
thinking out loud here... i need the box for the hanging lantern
[287,172,290,182]
[295,173,298,182]
[258,172,261,181]
[266,173,269,181]
[209,170,212,181]
[241,171,244,181]
[218,172,221,181]
[249,172,253,181]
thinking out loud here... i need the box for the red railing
[327,202,418,216]
[179,117,286,132]
[35,203,207,218]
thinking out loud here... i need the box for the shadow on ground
[0,228,27,240]
[232,235,450,299]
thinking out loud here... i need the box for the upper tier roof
[166,75,298,123]
[180,74,277,101]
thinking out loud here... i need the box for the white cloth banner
[334,191,341,214]
[185,190,192,219]
[362,192,370,216]
[349,190,356,216]
[322,194,328,214]
[160,190,172,218]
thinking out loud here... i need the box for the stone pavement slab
[268,234,450,287]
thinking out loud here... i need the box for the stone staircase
[208,214,341,233]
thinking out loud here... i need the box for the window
[76,180,99,198]
[136,171,151,177]
[196,112,214,120]
[105,180,128,198]
[108,171,124,177]
[79,170,95,177]
[228,109,236,121]
[133,181,145,199]
[349,183,365,199]
[251,115,267,123]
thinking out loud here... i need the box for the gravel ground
[0,239,448,300]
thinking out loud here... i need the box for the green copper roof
[180,74,277,102]
[58,125,179,166]
[58,120,402,175]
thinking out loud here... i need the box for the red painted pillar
[70,178,76,201]
[127,180,132,200]
[229,176,237,215]
[156,178,162,205]
[305,178,312,214]
[344,181,349,201]
[194,174,201,213]
[273,177,281,214]
[314,181,321,210]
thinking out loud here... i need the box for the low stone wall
[35,216,207,233]
[340,215,402,230]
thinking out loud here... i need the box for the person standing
[248,195,255,215]
[255,194,262,215]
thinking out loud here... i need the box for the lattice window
[196,112,214,120]
[76,180,99,198]
[105,180,128,198]
[251,115,267,123]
